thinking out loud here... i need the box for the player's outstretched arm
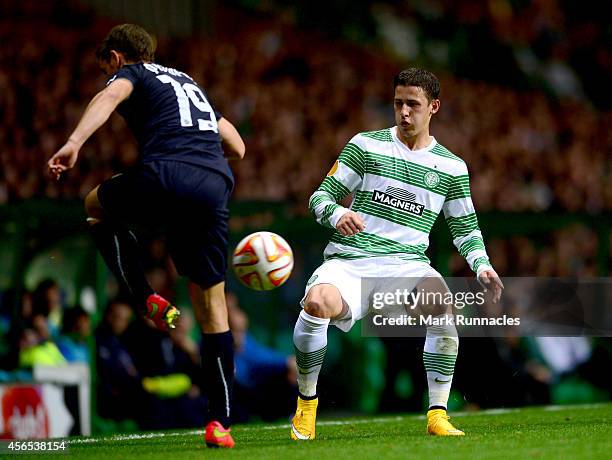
[443,164,503,302]
[47,78,133,179]
[219,117,245,160]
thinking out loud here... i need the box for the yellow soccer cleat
[427,409,465,436]
[290,396,318,440]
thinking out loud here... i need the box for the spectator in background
[31,279,63,338]
[95,298,143,422]
[17,324,66,368]
[97,297,207,430]
[227,292,297,422]
[0,282,67,369]
[56,305,91,363]
[124,310,207,430]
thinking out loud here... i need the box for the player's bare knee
[431,302,453,317]
[304,297,330,318]
[304,286,341,318]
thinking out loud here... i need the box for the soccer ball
[232,231,294,291]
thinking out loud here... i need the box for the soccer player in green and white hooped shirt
[290,68,504,440]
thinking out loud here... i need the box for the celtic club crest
[424,171,440,188]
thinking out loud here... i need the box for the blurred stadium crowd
[1,1,610,278]
[1,1,610,211]
[0,0,611,428]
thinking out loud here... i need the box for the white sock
[424,314,459,410]
[293,310,329,398]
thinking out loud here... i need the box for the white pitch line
[543,403,607,411]
[240,416,406,432]
[69,430,204,444]
[67,403,609,445]
[68,418,405,444]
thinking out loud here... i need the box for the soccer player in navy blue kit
[48,24,244,448]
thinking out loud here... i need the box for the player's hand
[478,269,504,303]
[48,140,79,180]
[336,211,366,236]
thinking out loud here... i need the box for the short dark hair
[393,68,440,102]
[96,23,155,63]
[61,305,88,334]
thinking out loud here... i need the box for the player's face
[394,85,438,141]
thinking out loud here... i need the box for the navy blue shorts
[97,160,232,288]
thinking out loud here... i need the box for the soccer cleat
[290,396,318,440]
[145,293,181,331]
[427,409,465,436]
[205,420,235,448]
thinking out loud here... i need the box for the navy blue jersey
[107,62,233,184]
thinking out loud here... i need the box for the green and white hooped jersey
[309,126,492,274]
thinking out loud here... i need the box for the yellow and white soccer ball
[232,231,294,291]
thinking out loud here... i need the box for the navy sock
[89,220,153,313]
[201,331,234,427]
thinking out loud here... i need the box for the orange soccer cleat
[205,420,235,448]
[145,293,180,331]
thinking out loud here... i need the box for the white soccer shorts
[301,256,445,332]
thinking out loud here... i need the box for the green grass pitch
[58,403,611,459]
